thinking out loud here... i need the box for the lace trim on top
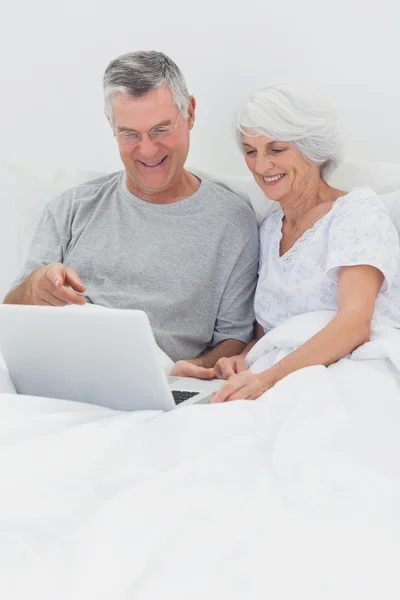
[276,194,349,265]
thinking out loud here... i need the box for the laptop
[0,305,225,411]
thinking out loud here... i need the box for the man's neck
[125,170,201,204]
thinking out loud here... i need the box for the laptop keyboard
[172,390,200,405]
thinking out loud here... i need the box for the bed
[1,159,400,599]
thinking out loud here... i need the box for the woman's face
[242,134,320,202]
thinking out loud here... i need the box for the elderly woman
[212,83,400,403]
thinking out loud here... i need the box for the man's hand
[170,360,216,380]
[27,263,86,306]
[213,355,248,380]
[211,370,275,403]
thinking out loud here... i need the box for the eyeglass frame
[114,112,182,145]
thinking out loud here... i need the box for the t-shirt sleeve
[257,213,278,275]
[11,204,65,289]
[257,218,267,275]
[326,194,399,292]
[210,211,259,347]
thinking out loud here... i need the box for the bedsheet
[1,311,400,599]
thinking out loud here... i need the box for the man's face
[111,86,195,196]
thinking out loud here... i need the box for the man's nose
[136,134,160,159]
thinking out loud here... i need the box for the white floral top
[255,187,400,332]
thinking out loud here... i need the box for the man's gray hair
[234,83,343,180]
[103,51,190,124]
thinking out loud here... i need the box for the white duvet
[1,311,400,599]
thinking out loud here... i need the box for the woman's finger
[224,386,254,401]
[211,378,246,403]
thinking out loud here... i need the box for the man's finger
[65,268,86,293]
[40,290,70,306]
[38,297,60,307]
[52,285,86,305]
[214,359,235,380]
[235,359,248,374]
[170,361,215,380]
[187,364,215,380]
[45,263,66,288]
[222,365,236,378]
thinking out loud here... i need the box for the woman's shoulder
[327,186,392,228]
[333,186,388,214]
[259,207,283,234]
[327,186,398,250]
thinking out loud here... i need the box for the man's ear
[187,96,196,130]
[106,114,114,133]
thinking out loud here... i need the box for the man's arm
[3,276,34,305]
[171,204,259,379]
[3,200,85,306]
[190,339,246,368]
[170,339,246,379]
[4,263,86,306]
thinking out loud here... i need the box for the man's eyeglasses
[115,113,181,145]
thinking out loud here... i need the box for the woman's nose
[254,154,274,175]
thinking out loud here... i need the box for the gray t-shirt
[14,171,259,361]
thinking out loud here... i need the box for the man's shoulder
[47,171,123,214]
[202,178,257,222]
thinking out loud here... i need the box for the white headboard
[1,158,400,299]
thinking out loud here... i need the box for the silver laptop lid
[0,305,176,411]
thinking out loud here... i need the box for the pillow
[329,160,400,194]
[3,158,400,288]
[190,169,278,225]
[380,190,400,233]
[0,163,19,297]
[0,156,105,266]
[192,162,400,227]
[0,157,105,298]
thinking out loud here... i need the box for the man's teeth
[263,174,284,183]
[143,158,165,166]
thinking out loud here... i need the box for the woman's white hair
[234,83,343,180]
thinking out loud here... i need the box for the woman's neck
[279,179,342,227]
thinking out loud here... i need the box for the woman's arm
[265,264,383,383]
[212,264,384,402]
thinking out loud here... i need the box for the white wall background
[1,0,400,295]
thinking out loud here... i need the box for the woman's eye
[271,148,283,154]
[246,150,256,156]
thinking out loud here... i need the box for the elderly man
[4,51,258,377]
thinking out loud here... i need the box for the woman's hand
[213,355,248,380]
[211,369,276,403]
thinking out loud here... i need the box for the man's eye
[245,150,256,156]
[151,127,169,135]
[271,148,284,154]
